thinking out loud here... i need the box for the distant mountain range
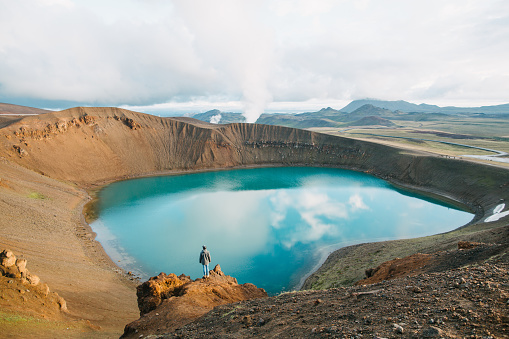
[192,109,246,124]
[341,99,509,114]
[191,99,509,128]
[3,99,508,129]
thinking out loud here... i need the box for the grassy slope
[310,115,509,158]
[303,115,509,290]
[302,220,509,289]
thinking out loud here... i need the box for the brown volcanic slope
[0,102,51,115]
[0,103,50,128]
[0,106,508,337]
[168,261,509,338]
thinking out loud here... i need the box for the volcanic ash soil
[168,262,509,339]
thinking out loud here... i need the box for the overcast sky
[1,0,508,121]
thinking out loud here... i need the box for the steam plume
[210,114,222,124]
[173,0,274,124]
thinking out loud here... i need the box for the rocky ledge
[121,265,267,338]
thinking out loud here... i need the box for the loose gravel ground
[167,263,508,338]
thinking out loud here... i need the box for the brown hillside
[0,106,508,337]
[0,102,50,115]
[0,103,50,128]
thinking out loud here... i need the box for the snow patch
[485,203,509,222]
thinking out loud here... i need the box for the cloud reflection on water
[93,167,473,294]
[268,189,350,248]
[349,194,369,211]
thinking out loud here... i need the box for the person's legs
[206,264,209,277]
[203,264,207,277]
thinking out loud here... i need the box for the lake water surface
[91,167,472,294]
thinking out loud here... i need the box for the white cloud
[37,0,74,8]
[1,0,509,113]
[298,191,330,209]
[408,200,426,209]
[348,194,369,212]
[269,190,292,229]
[299,211,334,242]
[269,189,348,248]
[0,0,214,105]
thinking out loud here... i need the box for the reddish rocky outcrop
[136,272,192,315]
[121,265,267,338]
[458,240,483,249]
[356,240,509,286]
[356,253,432,285]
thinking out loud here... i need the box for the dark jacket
[199,249,211,265]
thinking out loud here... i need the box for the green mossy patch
[0,312,40,324]
[27,192,46,200]
[0,311,82,337]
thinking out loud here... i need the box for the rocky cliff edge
[121,265,267,338]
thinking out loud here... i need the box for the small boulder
[242,315,252,326]
[16,258,28,277]
[365,267,378,278]
[1,265,21,278]
[26,273,40,286]
[58,296,68,312]
[1,249,16,267]
[327,325,338,333]
[12,145,28,157]
[38,283,50,297]
[393,323,404,334]
[213,264,224,276]
[420,326,444,337]
[15,258,27,271]
[122,117,141,130]
[406,286,423,293]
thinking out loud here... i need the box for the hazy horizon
[4,97,508,119]
[1,1,508,121]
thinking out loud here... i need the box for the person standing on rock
[199,245,211,278]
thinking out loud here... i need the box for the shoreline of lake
[88,166,474,295]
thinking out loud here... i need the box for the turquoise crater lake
[91,167,472,294]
